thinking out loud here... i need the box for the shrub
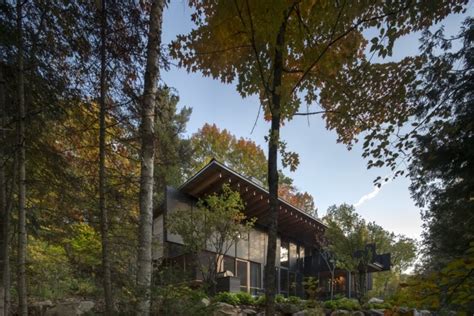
[336,298,360,310]
[324,300,338,310]
[27,238,99,300]
[324,297,361,311]
[305,307,325,316]
[287,296,302,305]
[255,295,266,306]
[305,299,320,309]
[235,292,255,305]
[275,294,286,303]
[153,284,210,316]
[214,292,240,306]
[303,277,319,300]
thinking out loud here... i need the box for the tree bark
[264,21,286,316]
[136,0,164,314]
[0,63,7,316]
[98,0,114,314]
[16,1,28,315]
[330,270,335,300]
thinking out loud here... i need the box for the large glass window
[289,243,297,270]
[250,262,261,295]
[298,246,305,271]
[249,229,265,263]
[223,256,235,275]
[280,268,289,296]
[222,239,236,258]
[289,272,296,296]
[280,240,289,268]
[236,233,249,260]
[275,238,281,266]
[296,273,304,297]
[304,247,312,273]
[237,260,249,292]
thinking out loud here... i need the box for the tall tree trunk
[98,0,114,314]
[136,0,164,314]
[358,269,367,303]
[330,270,335,300]
[16,1,28,315]
[264,22,286,316]
[0,63,7,316]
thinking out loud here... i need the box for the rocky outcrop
[368,297,384,305]
[44,300,95,316]
[368,309,385,316]
[330,310,351,316]
[213,302,241,316]
[30,300,54,316]
[241,307,258,315]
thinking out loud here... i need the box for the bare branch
[294,110,339,116]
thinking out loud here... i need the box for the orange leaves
[190,123,268,183]
[278,183,316,216]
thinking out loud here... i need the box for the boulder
[368,309,384,316]
[293,309,325,316]
[368,297,384,305]
[241,308,258,315]
[419,310,431,316]
[214,302,240,316]
[330,310,351,316]
[45,300,95,316]
[201,297,211,307]
[30,300,54,316]
[277,302,301,314]
[351,312,364,316]
[398,307,410,314]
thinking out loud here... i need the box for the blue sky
[161,1,473,240]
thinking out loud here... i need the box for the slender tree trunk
[136,0,164,314]
[16,1,28,315]
[330,270,335,300]
[3,168,12,316]
[0,64,7,316]
[98,0,114,314]
[359,269,367,303]
[265,22,286,316]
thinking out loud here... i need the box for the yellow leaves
[395,244,474,311]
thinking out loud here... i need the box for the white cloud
[354,177,392,208]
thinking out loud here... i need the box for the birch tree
[136,0,165,314]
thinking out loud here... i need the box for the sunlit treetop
[171,0,467,122]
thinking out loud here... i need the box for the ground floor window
[237,260,248,292]
[279,268,289,296]
[223,256,235,275]
[250,262,261,295]
[289,272,296,296]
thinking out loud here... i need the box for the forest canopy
[0,1,472,315]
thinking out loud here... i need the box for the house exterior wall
[153,186,380,298]
[152,186,325,297]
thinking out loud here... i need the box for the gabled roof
[179,159,326,244]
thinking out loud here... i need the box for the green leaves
[166,184,255,289]
[278,140,299,172]
[323,204,417,299]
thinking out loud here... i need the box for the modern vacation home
[153,159,390,298]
